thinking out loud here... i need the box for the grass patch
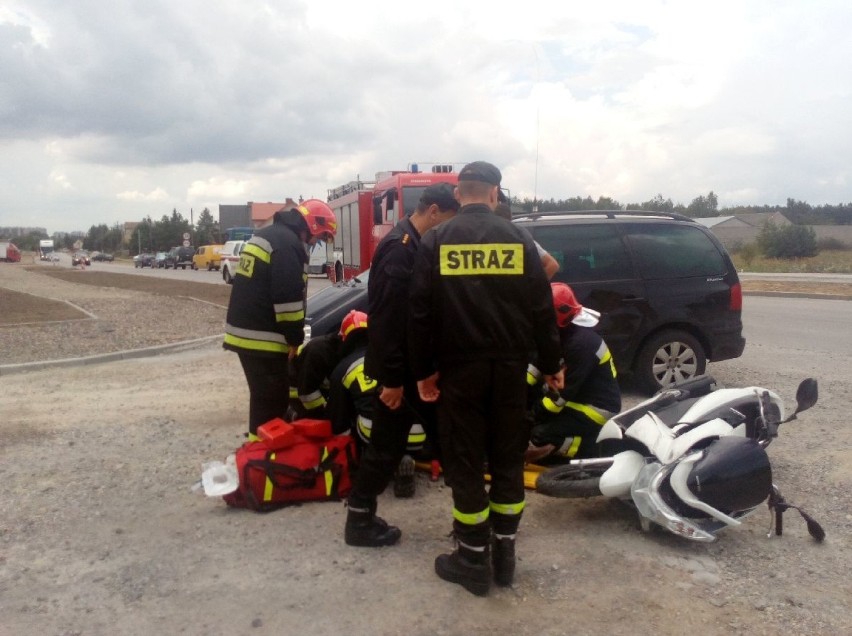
[731,249,852,273]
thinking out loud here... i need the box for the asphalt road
[741,295,852,359]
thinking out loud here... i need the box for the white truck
[39,239,55,261]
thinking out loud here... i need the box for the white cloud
[1,0,851,234]
[116,188,169,202]
[187,177,253,200]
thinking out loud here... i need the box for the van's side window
[530,224,635,283]
[625,224,726,279]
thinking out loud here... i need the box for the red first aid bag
[223,418,357,511]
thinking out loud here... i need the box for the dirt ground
[0,268,850,636]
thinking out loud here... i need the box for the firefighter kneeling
[525,283,622,463]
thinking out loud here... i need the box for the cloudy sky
[1,0,850,234]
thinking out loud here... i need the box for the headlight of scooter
[631,462,717,542]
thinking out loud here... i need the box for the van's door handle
[622,297,646,303]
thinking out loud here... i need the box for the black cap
[457,161,502,186]
[419,182,460,211]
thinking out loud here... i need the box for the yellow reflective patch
[224,333,286,353]
[489,500,526,516]
[236,253,255,277]
[439,243,524,275]
[453,506,490,525]
[323,447,333,496]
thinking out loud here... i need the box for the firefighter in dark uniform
[344,183,460,548]
[409,162,564,596]
[525,283,622,463]
[328,310,428,496]
[223,200,337,438]
[286,332,342,421]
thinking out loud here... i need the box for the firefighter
[286,331,343,421]
[223,200,337,438]
[525,283,622,462]
[409,162,564,595]
[344,182,460,548]
[328,310,428,497]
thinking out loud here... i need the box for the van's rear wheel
[634,329,706,395]
[223,268,233,284]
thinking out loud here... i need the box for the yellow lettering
[237,254,255,277]
[439,244,524,275]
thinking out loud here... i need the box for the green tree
[686,191,719,217]
[757,221,818,259]
[194,207,220,245]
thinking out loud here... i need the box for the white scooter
[535,376,824,542]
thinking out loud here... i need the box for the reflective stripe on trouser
[349,388,437,503]
[437,359,528,529]
[530,408,607,459]
[356,415,426,450]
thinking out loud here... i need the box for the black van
[305,211,745,394]
[515,211,745,393]
[164,245,195,270]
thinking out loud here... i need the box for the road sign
[182,232,191,240]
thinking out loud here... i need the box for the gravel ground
[1,262,850,636]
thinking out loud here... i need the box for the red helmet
[295,199,338,241]
[551,282,582,327]
[339,310,368,341]
[551,282,601,328]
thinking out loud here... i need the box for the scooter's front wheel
[535,463,608,498]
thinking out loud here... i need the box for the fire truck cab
[325,163,459,282]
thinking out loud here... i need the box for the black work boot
[491,536,516,587]
[490,510,521,587]
[393,454,416,498]
[344,499,401,547]
[434,545,491,597]
[434,522,492,596]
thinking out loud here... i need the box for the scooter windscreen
[685,436,773,513]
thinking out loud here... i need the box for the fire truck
[324,163,460,281]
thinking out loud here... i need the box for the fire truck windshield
[403,186,429,216]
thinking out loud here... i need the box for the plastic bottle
[200,453,239,496]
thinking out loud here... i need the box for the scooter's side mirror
[788,378,818,421]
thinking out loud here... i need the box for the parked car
[192,244,224,271]
[220,240,247,284]
[92,252,114,262]
[133,253,155,268]
[71,251,91,266]
[304,211,745,394]
[164,246,195,270]
[153,251,169,268]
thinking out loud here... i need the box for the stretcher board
[415,461,548,490]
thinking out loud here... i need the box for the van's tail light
[729,282,743,311]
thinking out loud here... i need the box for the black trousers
[238,353,290,435]
[350,384,435,503]
[438,359,528,527]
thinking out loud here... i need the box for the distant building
[219,200,302,230]
[123,221,140,245]
[694,212,793,249]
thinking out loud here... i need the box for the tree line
[7,193,850,257]
[513,192,852,225]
